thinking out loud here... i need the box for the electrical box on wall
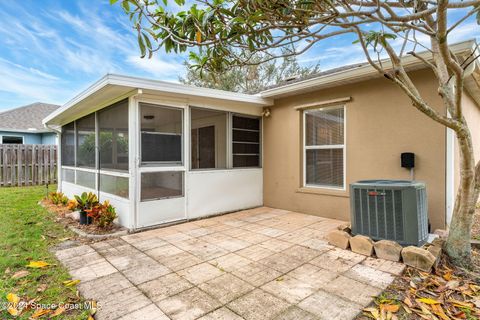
[401,152,415,169]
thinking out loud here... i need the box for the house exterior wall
[41,132,57,145]
[0,131,40,144]
[0,131,57,144]
[263,69,448,230]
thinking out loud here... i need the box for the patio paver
[54,207,400,319]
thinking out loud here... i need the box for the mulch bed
[357,254,480,320]
[40,199,125,236]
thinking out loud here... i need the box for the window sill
[296,187,349,198]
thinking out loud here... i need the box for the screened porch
[58,94,264,230]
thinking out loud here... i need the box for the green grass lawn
[0,185,89,319]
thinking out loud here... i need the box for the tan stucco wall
[263,69,448,230]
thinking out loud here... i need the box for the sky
[0,1,479,110]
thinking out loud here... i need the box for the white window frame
[139,102,184,167]
[303,105,346,190]
[1,135,24,144]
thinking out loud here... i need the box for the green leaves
[354,31,397,52]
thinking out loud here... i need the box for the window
[190,108,227,169]
[304,106,345,189]
[61,122,75,166]
[140,104,182,164]
[98,100,129,171]
[232,115,261,167]
[2,136,23,144]
[76,113,96,168]
[141,171,183,201]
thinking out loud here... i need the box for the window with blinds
[304,106,345,189]
[232,115,261,167]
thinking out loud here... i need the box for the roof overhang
[259,40,480,99]
[43,74,273,127]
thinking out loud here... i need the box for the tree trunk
[445,130,477,266]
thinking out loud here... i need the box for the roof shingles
[0,102,59,133]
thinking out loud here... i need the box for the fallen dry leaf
[37,284,48,292]
[7,293,20,304]
[11,270,30,279]
[363,307,380,319]
[26,261,50,268]
[443,272,452,281]
[7,306,19,317]
[380,304,400,313]
[431,304,450,320]
[63,279,81,287]
[417,297,441,305]
[31,308,51,318]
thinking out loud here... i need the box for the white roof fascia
[259,40,476,98]
[44,74,272,126]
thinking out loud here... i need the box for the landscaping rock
[401,246,436,272]
[337,224,351,233]
[68,211,80,221]
[431,238,445,248]
[349,235,374,256]
[427,245,442,268]
[433,229,449,239]
[374,240,403,262]
[326,230,351,249]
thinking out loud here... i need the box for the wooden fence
[0,144,57,187]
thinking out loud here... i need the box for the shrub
[86,200,117,229]
[66,199,78,211]
[48,192,69,206]
[73,192,99,212]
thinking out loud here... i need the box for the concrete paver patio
[55,207,405,320]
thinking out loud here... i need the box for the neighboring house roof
[0,102,60,133]
[260,40,480,100]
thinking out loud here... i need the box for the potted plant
[74,192,99,225]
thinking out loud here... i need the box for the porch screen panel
[62,168,75,183]
[304,106,345,188]
[76,113,96,168]
[76,170,96,189]
[61,122,75,166]
[140,104,182,164]
[190,108,227,169]
[141,171,183,201]
[98,100,129,171]
[232,115,261,167]
[99,174,129,199]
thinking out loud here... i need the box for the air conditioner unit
[350,180,428,246]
